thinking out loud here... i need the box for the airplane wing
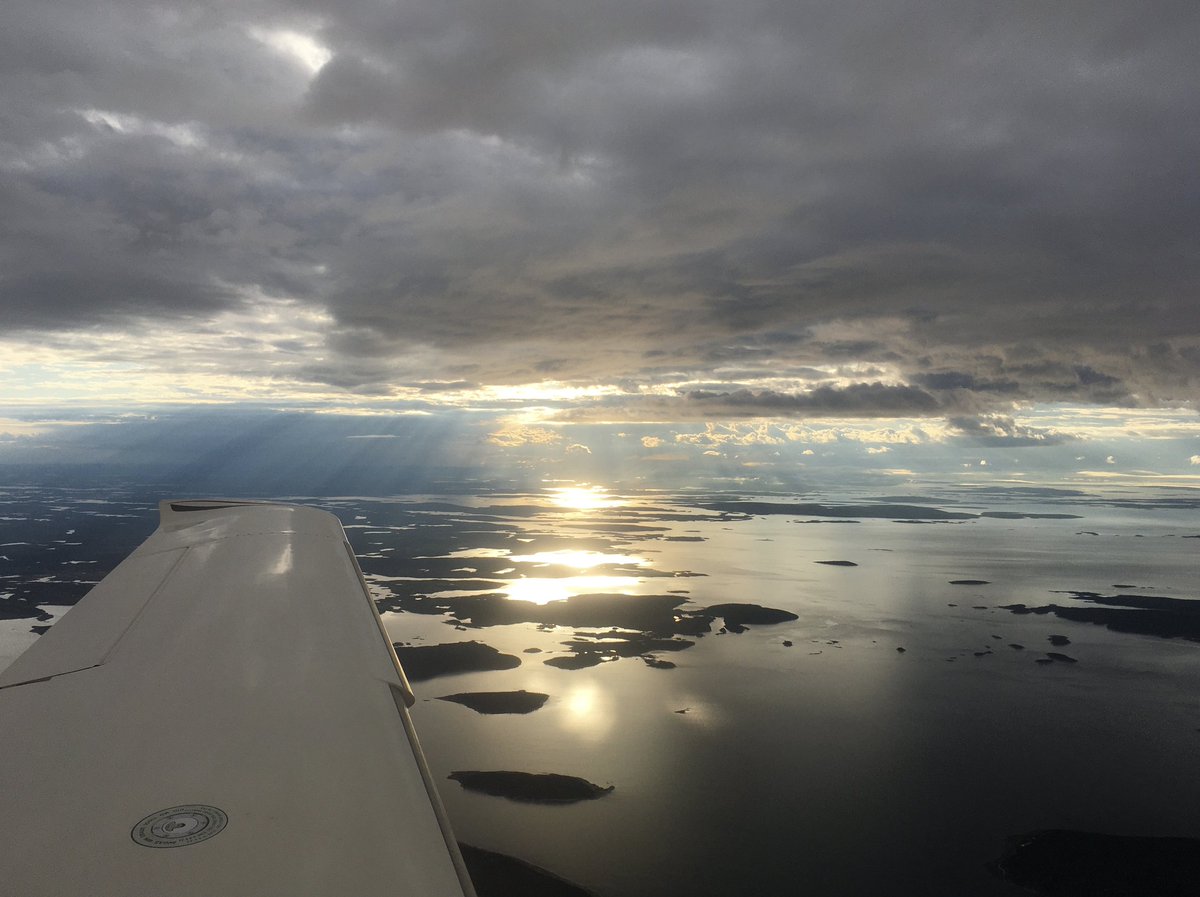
[0,499,475,897]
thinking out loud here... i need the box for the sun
[547,485,622,511]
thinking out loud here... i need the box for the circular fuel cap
[131,805,228,848]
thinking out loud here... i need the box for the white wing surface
[0,500,475,897]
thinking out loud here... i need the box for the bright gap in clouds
[247,27,332,74]
[0,298,338,406]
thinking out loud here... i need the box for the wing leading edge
[0,499,475,897]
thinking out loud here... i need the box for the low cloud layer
[2,1,1198,416]
[947,414,1077,447]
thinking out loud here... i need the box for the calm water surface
[352,489,1200,896]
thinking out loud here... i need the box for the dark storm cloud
[551,381,965,422]
[686,383,944,416]
[2,0,1198,411]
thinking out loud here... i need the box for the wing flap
[0,547,185,688]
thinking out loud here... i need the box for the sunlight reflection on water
[508,549,648,569]
[560,683,616,740]
[499,574,641,605]
[547,485,623,510]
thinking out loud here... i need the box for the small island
[448,771,614,803]
[437,690,549,714]
[393,641,521,681]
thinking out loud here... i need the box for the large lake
[2,483,1198,895]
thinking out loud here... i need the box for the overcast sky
[2,1,1198,451]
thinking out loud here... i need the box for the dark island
[1000,592,1200,642]
[706,603,799,633]
[700,501,976,520]
[393,641,521,681]
[448,771,614,803]
[980,511,1082,520]
[437,690,549,714]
